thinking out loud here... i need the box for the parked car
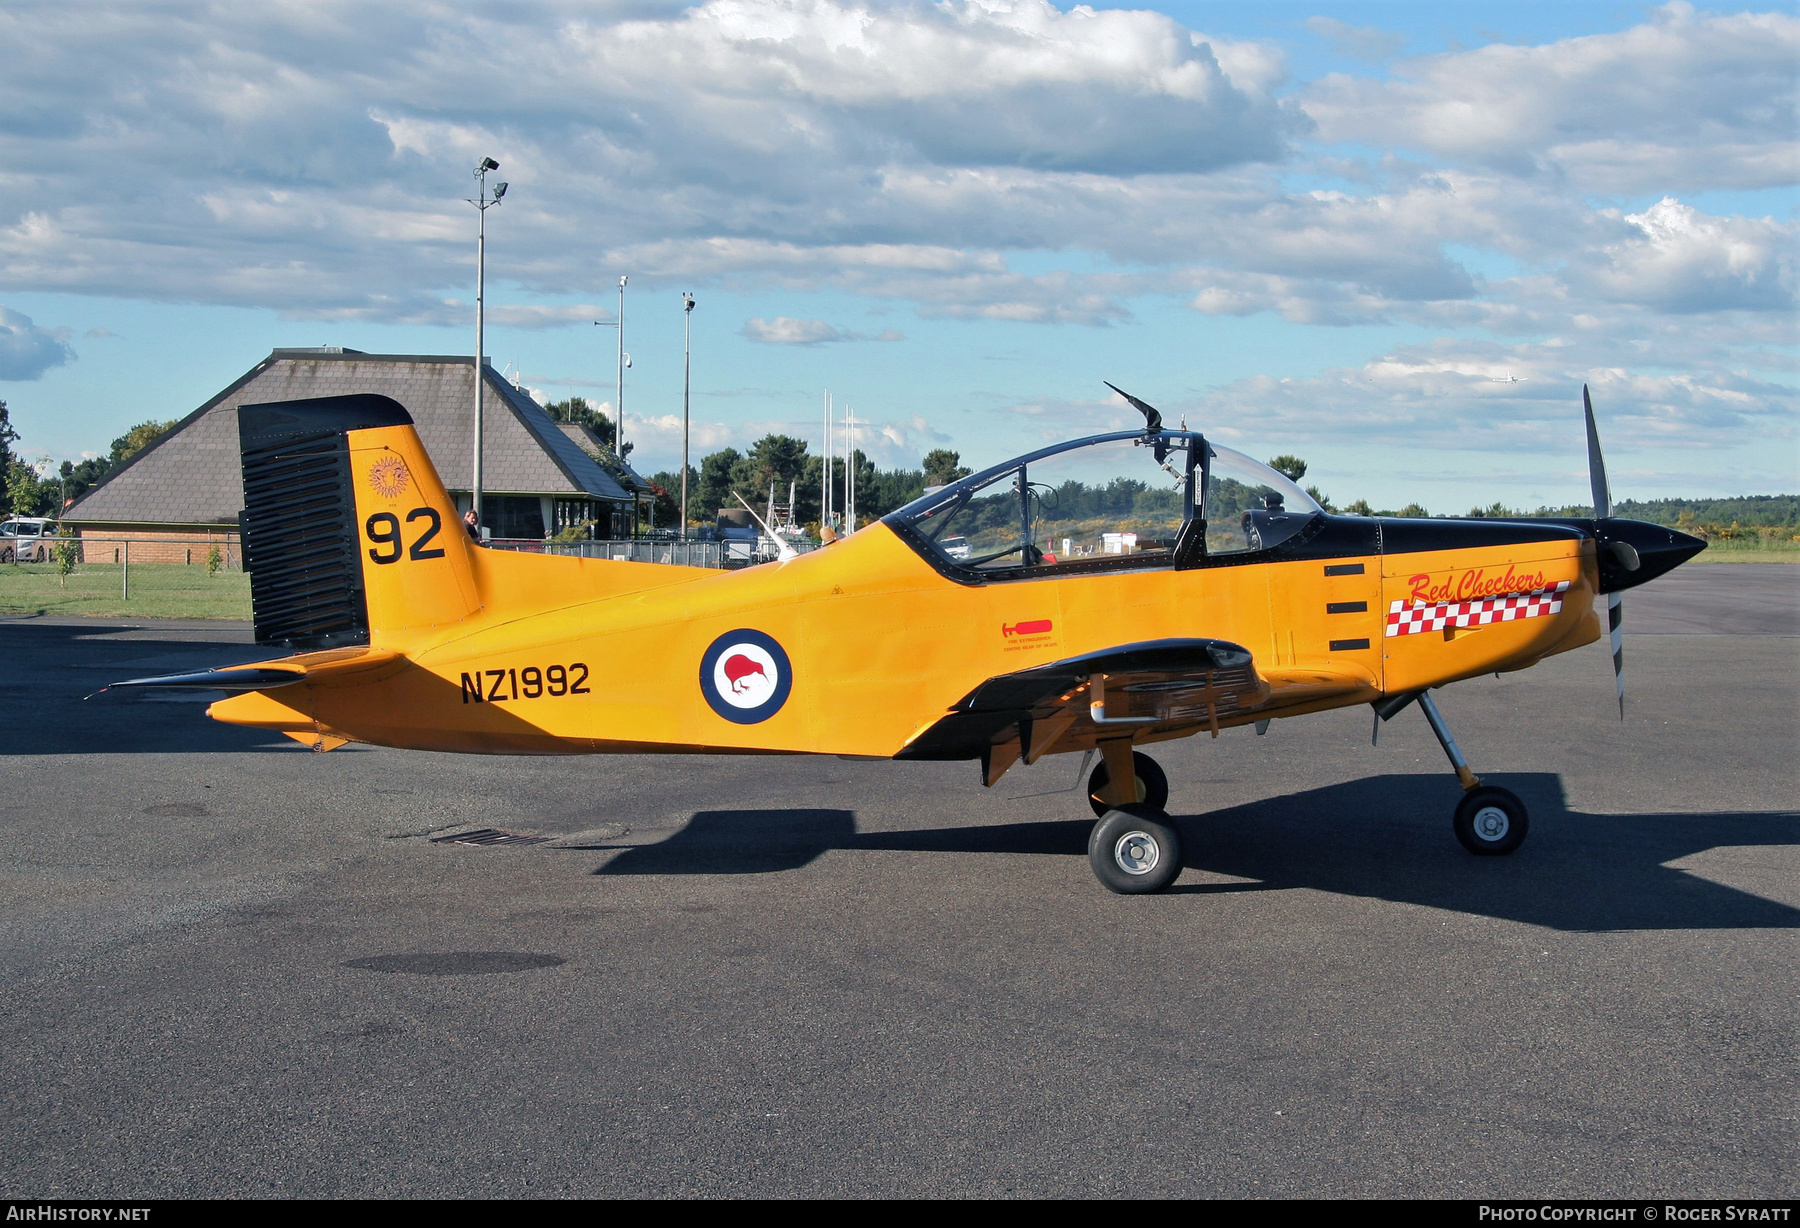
[0,517,54,563]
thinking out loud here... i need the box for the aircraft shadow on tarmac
[15,622,309,756]
[594,774,1800,933]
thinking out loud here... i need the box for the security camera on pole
[593,276,631,458]
[594,276,632,534]
[466,157,507,529]
[681,292,695,540]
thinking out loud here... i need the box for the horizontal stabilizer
[96,646,400,697]
[98,666,306,695]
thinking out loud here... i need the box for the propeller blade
[1584,384,1611,519]
[1608,591,1625,719]
[1585,385,1625,718]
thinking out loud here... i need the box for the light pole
[466,157,506,523]
[594,275,632,535]
[681,292,695,539]
[592,276,630,457]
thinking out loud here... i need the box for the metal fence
[488,537,819,568]
[1,535,243,599]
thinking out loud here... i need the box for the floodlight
[477,157,500,173]
[493,182,508,200]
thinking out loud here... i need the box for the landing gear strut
[1415,691,1529,856]
[1086,749,1169,818]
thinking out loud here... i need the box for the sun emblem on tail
[367,454,411,500]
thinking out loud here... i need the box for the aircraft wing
[897,639,1380,779]
[897,638,1269,764]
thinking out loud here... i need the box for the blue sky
[1,0,1793,511]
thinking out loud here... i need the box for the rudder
[239,394,480,649]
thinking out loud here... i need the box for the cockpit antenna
[1104,382,1162,434]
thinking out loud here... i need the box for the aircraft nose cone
[1597,518,1707,593]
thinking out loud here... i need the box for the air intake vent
[239,429,369,650]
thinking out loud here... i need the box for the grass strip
[0,563,252,620]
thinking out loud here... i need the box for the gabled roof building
[63,348,648,562]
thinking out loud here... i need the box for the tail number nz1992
[366,508,445,564]
[461,664,590,703]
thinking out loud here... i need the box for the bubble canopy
[884,429,1321,578]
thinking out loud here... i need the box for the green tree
[922,449,972,486]
[544,396,634,463]
[109,419,179,466]
[1304,484,1336,513]
[693,448,742,523]
[7,460,52,516]
[730,435,811,509]
[55,538,78,587]
[544,396,612,438]
[0,400,16,512]
[59,457,111,505]
[1394,502,1430,518]
[1341,498,1374,516]
[1267,454,1307,482]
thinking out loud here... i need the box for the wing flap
[897,638,1268,761]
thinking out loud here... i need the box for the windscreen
[897,434,1196,573]
[1203,445,1321,555]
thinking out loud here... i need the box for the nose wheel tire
[1086,751,1169,818]
[1088,805,1183,894]
[1453,786,1529,856]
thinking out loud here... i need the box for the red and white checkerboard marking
[1386,580,1570,638]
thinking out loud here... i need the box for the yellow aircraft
[112,386,1703,893]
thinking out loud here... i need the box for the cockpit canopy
[886,430,1319,579]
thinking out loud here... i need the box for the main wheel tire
[1086,751,1169,818]
[0,547,11,563]
[1454,786,1529,856]
[1088,805,1183,894]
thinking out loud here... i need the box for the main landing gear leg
[1416,691,1529,856]
[1086,739,1183,894]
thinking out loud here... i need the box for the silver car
[0,517,54,563]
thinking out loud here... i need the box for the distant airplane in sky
[1492,371,1527,384]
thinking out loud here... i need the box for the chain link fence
[488,537,820,567]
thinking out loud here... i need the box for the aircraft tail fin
[238,395,481,649]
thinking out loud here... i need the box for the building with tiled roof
[63,348,648,562]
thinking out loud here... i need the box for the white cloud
[1570,198,1796,314]
[0,0,1294,318]
[1301,3,1800,193]
[0,307,74,381]
[743,316,904,344]
[1192,341,1797,456]
[1304,17,1403,62]
[627,413,740,456]
[0,0,1792,481]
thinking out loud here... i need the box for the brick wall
[74,529,242,567]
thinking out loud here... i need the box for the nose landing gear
[1415,690,1530,856]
